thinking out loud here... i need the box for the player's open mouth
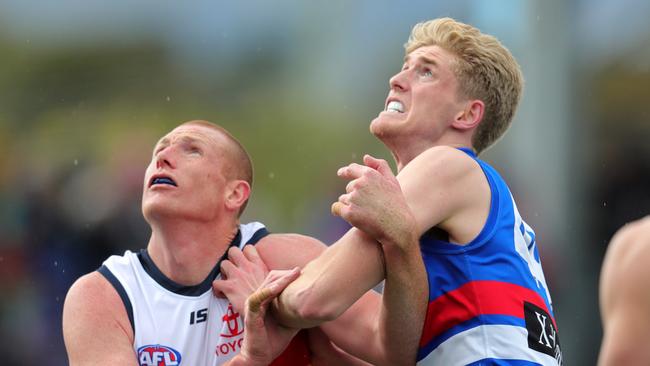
[386,100,405,113]
[150,175,177,187]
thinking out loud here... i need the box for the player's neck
[146,218,238,286]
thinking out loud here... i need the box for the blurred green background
[1,0,649,365]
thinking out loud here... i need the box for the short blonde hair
[405,18,523,154]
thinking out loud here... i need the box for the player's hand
[213,245,269,314]
[332,154,418,252]
[225,268,302,366]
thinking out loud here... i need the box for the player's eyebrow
[154,137,170,151]
[177,135,205,147]
[154,134,206,151]
[404,53,440,68]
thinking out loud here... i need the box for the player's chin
[370,113,405,137]
[142,200,176,221]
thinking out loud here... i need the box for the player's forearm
[377,238,428,365]
[273,229,385,328]
[312,238,426,366]
[271,260,335,328]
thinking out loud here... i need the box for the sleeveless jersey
[417,149,563,365]
[99,222,310,366]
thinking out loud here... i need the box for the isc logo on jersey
[137,344,182,366]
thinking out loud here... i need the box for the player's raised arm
[273,147,486,364]
[330,154,427,364]
[273,227,385,326]
[276,147,483,317]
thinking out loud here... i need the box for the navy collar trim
[137,230,242,296]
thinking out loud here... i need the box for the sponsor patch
[524,301,562,365]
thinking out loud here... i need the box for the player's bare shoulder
[63,271,136,365]
[403,145,483,182]
[603,216,650,271]
[254,233,327,270]
[612,216,650,247]
[601,216,650,311]
[399,145,490,233]
[599,217,650,365]
[63,271,133,337]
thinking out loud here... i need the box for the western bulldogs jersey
[99,222,308,366]
[417,148,562,365]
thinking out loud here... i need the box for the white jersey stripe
[418,324,558,365]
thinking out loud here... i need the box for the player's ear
[224,180,250,213]
[452,99,484,131]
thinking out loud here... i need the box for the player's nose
[389,69,409,92]
[155,146,176,169]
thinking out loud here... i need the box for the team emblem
[220,303,244,338]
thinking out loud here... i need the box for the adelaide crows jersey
[99,222,308,366]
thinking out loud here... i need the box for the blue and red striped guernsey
[416,148,562,365]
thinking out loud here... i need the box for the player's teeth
[386,101,404,113]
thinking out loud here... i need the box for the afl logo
[137,344,182,366]
[220,303,244,338]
